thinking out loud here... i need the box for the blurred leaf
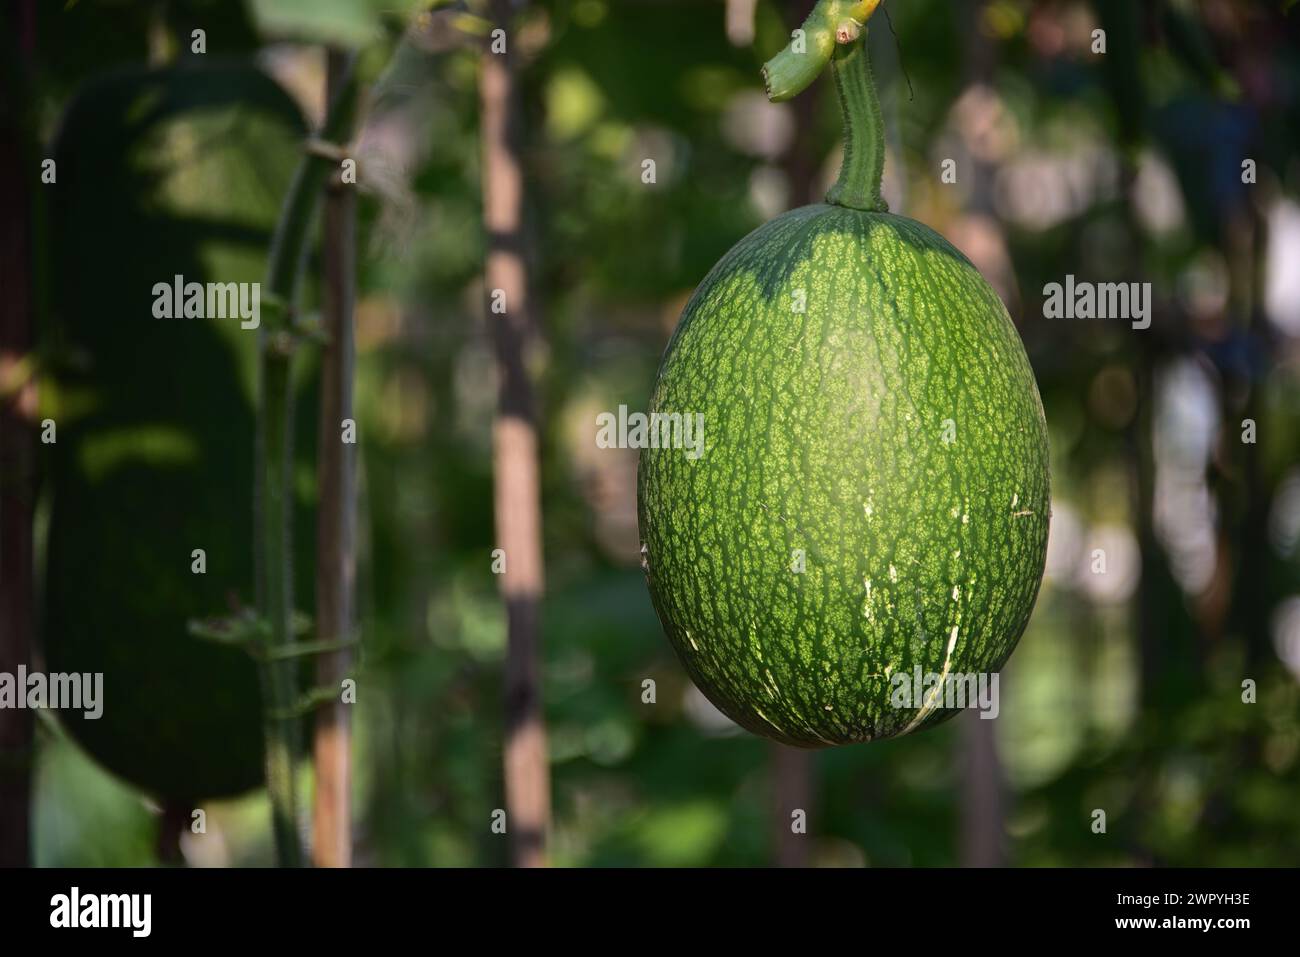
[248,0,425,46]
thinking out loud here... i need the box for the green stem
[762,0,881,101]
[824,33,888,213]
[257,341,305,866]
[255,53,359,869]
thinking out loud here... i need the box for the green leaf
[248,0,425,46]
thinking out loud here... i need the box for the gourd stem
[762,0,883,101]
[825,33,888,213]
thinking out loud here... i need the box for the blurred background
[2,0,1299,867]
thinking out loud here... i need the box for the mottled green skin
[638,205,1050,747]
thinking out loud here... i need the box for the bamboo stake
[480,0,551,868]
[312,48,359,869]
[256,53,359,867]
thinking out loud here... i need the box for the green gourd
[43,67,313,799]
[638,9,1050,747]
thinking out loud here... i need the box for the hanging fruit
[638,1,1050,746]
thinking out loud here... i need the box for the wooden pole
[256,52,359,868]
[771,745,813,866]
[312,48,359,869]
[480,0,551,868]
